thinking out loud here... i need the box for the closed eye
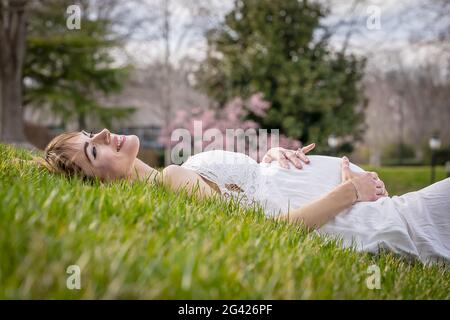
[82,131,97,160]
[81,130,95,138]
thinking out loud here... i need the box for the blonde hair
[34,132,88,179]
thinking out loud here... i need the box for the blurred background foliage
[0,0,449,167]
[197,0,366,154]
[23,0,135,130]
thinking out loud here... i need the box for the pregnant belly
[259,155,366,213]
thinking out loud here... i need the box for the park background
[1,0,450,169]
[1,0,450,299]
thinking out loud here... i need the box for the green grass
[0,143,449,299]
[363,165,448,196]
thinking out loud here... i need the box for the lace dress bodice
[181,150,284,215]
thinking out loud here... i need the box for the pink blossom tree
[158,93,302,161]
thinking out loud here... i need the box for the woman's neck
[128,158,161,183]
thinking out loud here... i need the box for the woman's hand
[262,143,316,169]
[341,156,389,202]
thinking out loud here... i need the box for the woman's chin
[133,135,140,148]
[131,135,140,152]
[125,134,140,157]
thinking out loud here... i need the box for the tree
[139,0,223,165]
[0,0,28,143]
[23,0,135,131]
[197,0,367,152]
[158,92,301,163]
[364,55,450,164]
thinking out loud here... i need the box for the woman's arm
[129,159,218,199]
[275,159,386,230]
[161,165,219,199]
[274,180,357,229]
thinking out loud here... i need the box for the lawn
[0,143,449,299]
[363,165,448,196]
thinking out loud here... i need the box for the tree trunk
[1,63,27,142]
[163,0,172,166]
[0,0,28,143]
[0,70,2,138]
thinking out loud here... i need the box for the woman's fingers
[374,179,391,197]
[375,180,384,195]
[262,154,272,163]
[375,179,383,188]
[342,156,350,167]
[294,150,309,165]
[351,172,382,202]
[373,176,389,197]
[284,151,303,169]
[301,143,315,154]
[293,143,315,166]
[279,151,290,169]
[340,159,389,201]
[341,156,351,181]
[370,171,379,180]
[376,186,384,195]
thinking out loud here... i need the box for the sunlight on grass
[0,144,449,299]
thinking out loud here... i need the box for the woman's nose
[93,128,111,144]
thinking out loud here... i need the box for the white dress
[181,149,450,264]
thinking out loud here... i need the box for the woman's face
[72,128,140,180]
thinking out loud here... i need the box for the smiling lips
[115,135,126,152]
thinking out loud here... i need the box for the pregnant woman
[36,129,450,264]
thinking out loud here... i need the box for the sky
[322,0,448,69]
[117,0,449,71]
